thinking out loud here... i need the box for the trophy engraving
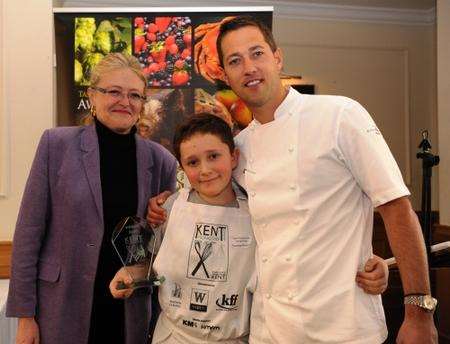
[112,216,164,290]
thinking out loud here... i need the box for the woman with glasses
[6,53,177,344]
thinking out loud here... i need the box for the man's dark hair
[217,16,277,67]
[173,113,235,165]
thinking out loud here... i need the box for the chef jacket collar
[251,87,302,127]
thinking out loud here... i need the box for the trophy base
[116,276,165,290]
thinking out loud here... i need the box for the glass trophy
[112,216,164,290]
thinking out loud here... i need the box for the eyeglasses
[91,86,146,103]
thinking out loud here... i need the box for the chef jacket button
[262,257,268,263]
[261,222,267,228]
[266,293,271,299]
[249,158,254,164]
[288,293,294,301]
[289,184,296,191]
[250,191,256,197]
[288,146,294,153]
[293,219,300,225]
[285,256,292,262]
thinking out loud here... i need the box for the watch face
[423,296,437,310]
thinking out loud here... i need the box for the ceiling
[57,0,436,10]
[279,0,436,10]
[55,0,436,25]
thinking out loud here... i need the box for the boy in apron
[112,114,255,343]
[111,114,389,343]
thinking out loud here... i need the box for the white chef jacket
[233,88,410,344]
[152,187,256,343]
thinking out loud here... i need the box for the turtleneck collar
[94,117,137,146]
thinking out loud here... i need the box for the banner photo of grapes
[57,10,272,155]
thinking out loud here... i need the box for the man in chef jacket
[150,16,438,344]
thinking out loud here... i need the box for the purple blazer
[6,124,177,344]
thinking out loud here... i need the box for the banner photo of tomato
[54,8,272,150]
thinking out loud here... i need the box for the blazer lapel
[136,136,153,218]
[80,125,103,218]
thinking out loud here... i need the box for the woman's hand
[109,267,134,299]
[16,317,39,344]
[356,255,389,295]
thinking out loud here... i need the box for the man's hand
[396,306,438,343]
[16,317,39,344]
[146,191,172,226]
[356,255,389,295]
[109,267,134,299]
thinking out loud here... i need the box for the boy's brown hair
[173,113,235,166]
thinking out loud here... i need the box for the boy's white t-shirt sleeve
[336,100,410,208]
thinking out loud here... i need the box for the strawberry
[172,70,189,86]
[150,42,167,63]
[134,35,145,54]
[148,23,158,34]
[174,59,185,69]
[168,44,178,55]
[134,17,144,28]
[158,61,167,70]
[155,17,172,32]
[181,48,191,59]
[148,63,160,73]
[183,33,191,45]
[143,66,152,76]
[165,35,176,46]
[146,32,156,42]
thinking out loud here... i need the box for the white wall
[275,17,437,212]
[437,0,450,226]
[0,0,54,240]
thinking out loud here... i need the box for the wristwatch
[404,294,437,312]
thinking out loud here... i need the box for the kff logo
[190,288,209,312]
[216,294,239,310]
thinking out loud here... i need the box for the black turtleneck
[88,119,138,344]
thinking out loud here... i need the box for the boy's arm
[356,255,389,295]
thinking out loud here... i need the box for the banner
[54,8,273,152]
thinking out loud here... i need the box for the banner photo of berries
[74,17,132,86]
[134,16,192,88]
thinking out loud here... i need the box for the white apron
[152,189,256,343]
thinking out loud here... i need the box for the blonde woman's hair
[81,52,146,125]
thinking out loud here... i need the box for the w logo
[189,288,209,312]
